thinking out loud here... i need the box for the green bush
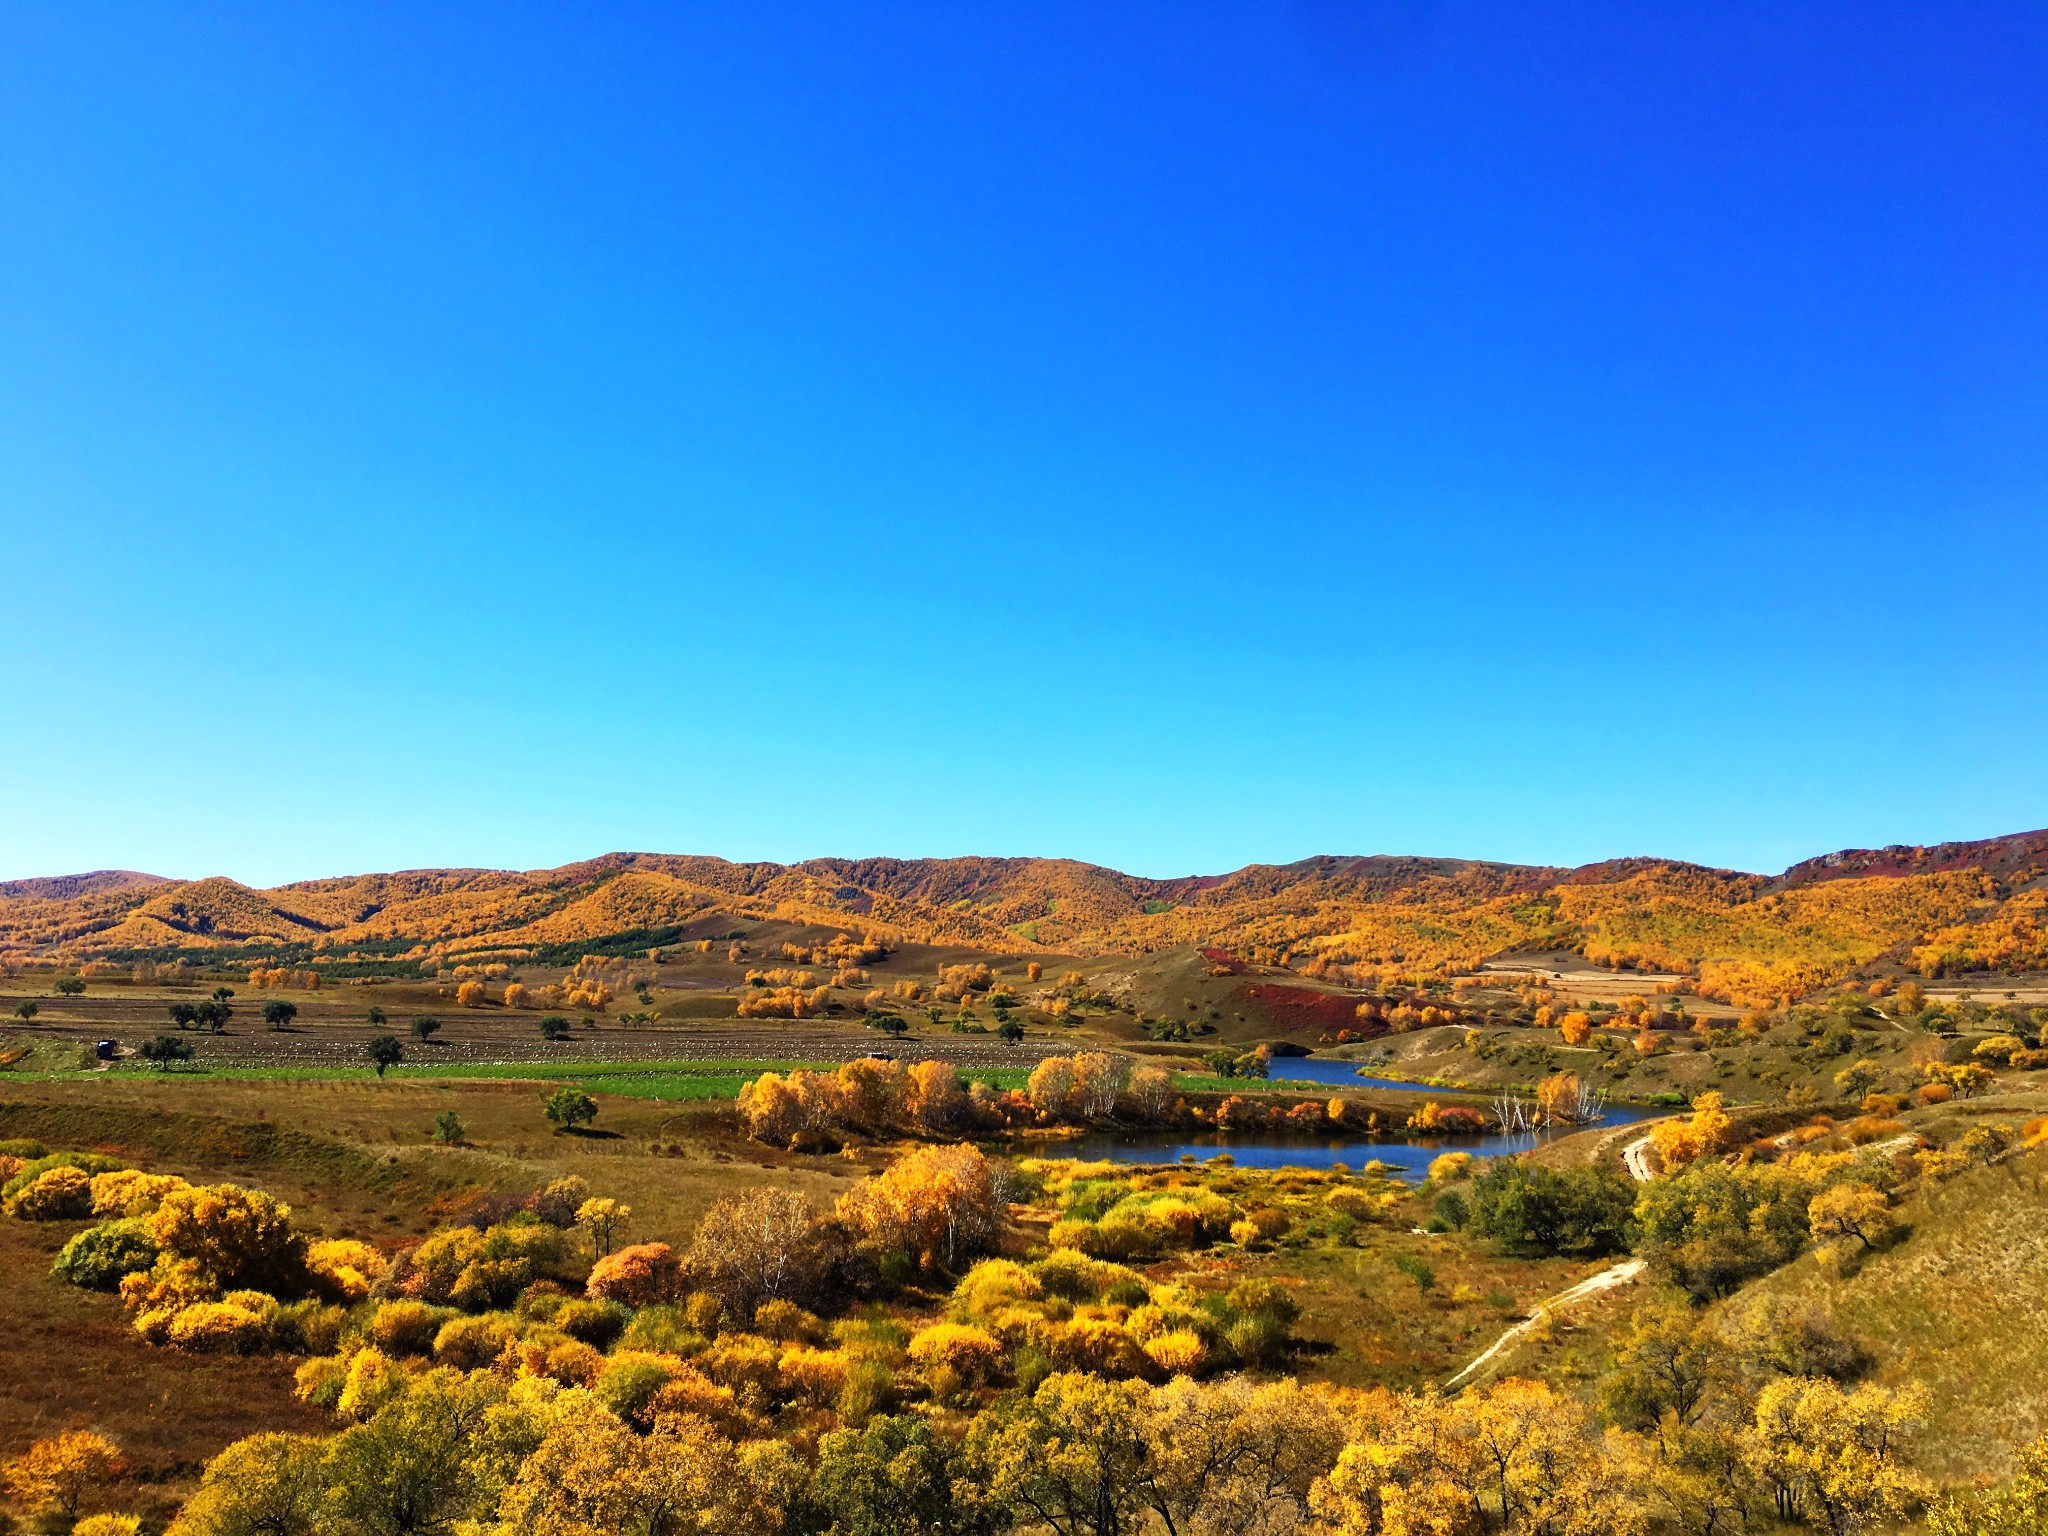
[1224,1277,1299,1326]
[371,1299,457,1356]
[1390,1252,1437,1294]
[1633,1158,1879,1299]
[1430,1189,1470,1232]
[1464,1160,1633,1257]
[619,1303,706,1356]
[51,1218,160,1289]
[272,1298,347,1355]
[554,1298,630,1348]
[0,1138,47,1158]
[515,1283,570,1322]
[836,1358,895,1428]
[1101,1276,1150,1309]
[1031,1249,1100,1301]
[1224,1310,1287,1367]
[594,1356,677,1424]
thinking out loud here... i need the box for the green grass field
[63,1057,1043,1101]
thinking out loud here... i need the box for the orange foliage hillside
[4,831,2047,1002]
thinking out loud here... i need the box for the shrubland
[2,1013,2043,1531]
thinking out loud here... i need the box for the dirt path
[1622,1133,1657,1182]
[1444,1121,1665,1390]
[1443,1258,1648,1389]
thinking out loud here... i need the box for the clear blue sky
[3,3,2044,886]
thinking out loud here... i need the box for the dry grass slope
[1740,1141,2048,1479]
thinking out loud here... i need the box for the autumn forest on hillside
[1,830,2045,1536]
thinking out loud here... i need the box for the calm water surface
[1060,1056,1644,1174]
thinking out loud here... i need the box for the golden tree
[576,1196,631,1258]
[147,1183,301,1290]
[1806,1184,1894,1253]
[4,1430,121,1520]
[492,1409,792,1536]
[164,1433,325,1536]
[1745,1377,1928,1533]
[1027,1055,1077,1116]
[837,1144,1000,1272]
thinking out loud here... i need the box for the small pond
[1056,1056,1645,1175]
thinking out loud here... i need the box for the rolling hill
[2,831,2045,1005]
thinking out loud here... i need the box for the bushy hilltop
[4,830,2047,1005]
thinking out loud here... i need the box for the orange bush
[585,1242,685,1307]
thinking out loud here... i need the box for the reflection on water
[1057,1056,1645,1174]
[1058,1126,1627,1177]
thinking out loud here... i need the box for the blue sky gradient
[3,3,2045,884]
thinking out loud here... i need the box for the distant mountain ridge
[0,869,171,901]
[2,830,2044,1004]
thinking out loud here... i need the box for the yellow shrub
[951,1259,1044,1319]
[89,1170,189,1218]
[513,1331,605,1387]
[293,1352,349,1410]
[10,1165,93,1220]
[699,1332,781,1394]
[779,1345,850,1406]
[1426,1152,1474,1184]
[121,1255,216,1343]
[1049,1316,1144,1376]
[645,1366,749,1437]
[370,1300,446,1356]
[907,1323,1005,1384]
[337,1347,406,1421]
[166,1300,270,1354]
[432,1314,516,1371]
[1142,1329,1208,1377]
[307,1239,387,1301]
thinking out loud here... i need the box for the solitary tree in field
[432,1110,464,1144]
[262,1000,298,1032]
[545,1087,598,1133]
[997,1018,1025,1044]
[366,1035,403,1077]
[52,977,84,996]
[212,986,235,1003]
[14,1000,39,1023]
[366,1006,386,1025]
[140,1035,194,1072]
[411,1016,441,1042]
[196,1000,231,1033]
[167,1003,198,1030]
[539,1015,572,1042]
